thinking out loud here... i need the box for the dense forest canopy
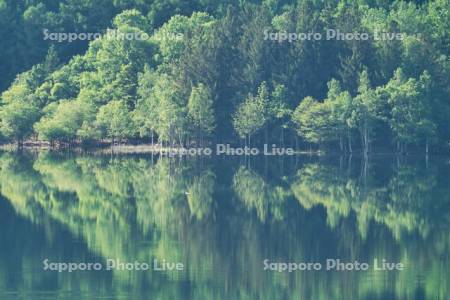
[0,0,449,153]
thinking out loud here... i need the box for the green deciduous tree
[233,82,270,146]
[349,70,380,155]
[34,100,96,144]
[188,83,215,146]
[292,96,334,149]
[96,100,135,143]
[151,75,187,146]
[269,84,292,146]
[0,100,39,146]
[133,65,158,143]
[326,79,354,152]
[386,68,436,153]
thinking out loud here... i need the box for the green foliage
[349,70,380,153]
[34,100,96,142]
[0,0,449,153]
[326,80,353,151]
[133,65,158,139]
[270,84,291,121]
[0,100,39,142]
[385,68,436,150]
[188,83,215,138]
[96,100,135,141]
[292,96,334,145]
[233,82,270,141]
[151,74,187,144]
[153,12,215,64]
[113,9,149,30]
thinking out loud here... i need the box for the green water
[0,152,448,300]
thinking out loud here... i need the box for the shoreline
[1,142,449,156]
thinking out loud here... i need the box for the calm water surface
[0,152,449,299]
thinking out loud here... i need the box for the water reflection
[0,152,448,299]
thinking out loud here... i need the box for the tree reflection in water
[0,152,448,299]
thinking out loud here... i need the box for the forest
[0,0,448,153]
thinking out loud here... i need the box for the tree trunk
[348,131,353,153]
[265,125,268,146]
[364,126,369,155]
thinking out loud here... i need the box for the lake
[0,151,448,299]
